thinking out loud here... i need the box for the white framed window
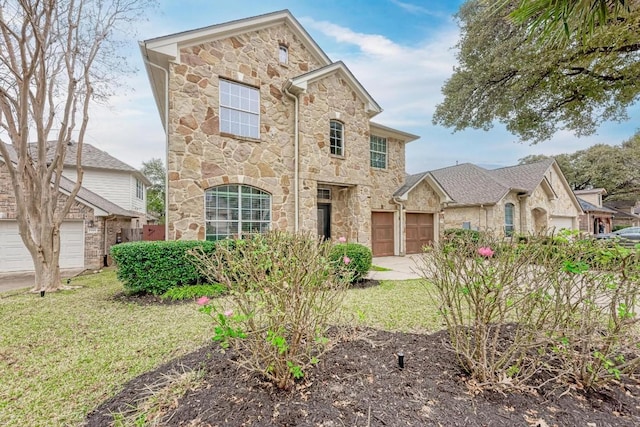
[136,178,144,200]
[370,135,387,169]
[219,79,260,139]
[505,203,515,236]
[279,45,288,64]
[205,184,271,241]
[329,120,344,156]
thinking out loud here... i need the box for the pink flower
[343,256,351,265]
[196,296,210,305]
[338,236,347,243]
[478,247,495,257]
[223,309,234,317]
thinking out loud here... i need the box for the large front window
[329,120,344,156]
[219,79,260,139]
[505,203,515,236]
[370,135,387,169]
[205,185,271,240]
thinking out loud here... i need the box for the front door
[317,203,331,239]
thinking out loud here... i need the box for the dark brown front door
[372,211,394,256]
[406,213,434,254]
[317,203,331,239]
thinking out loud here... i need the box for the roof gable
[287,61,382,117]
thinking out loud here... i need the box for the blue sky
[86,0,640,174]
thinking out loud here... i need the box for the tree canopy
[141,158,165,223]
[518,131,640,200]
[433,0,640,143]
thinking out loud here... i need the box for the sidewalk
[366,254,425,280]
[0,268,86,293]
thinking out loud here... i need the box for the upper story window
[504,203,515,236]
[329,120,344,156]
[219,79,260,139]
[370,135,387,169]
[135,178,144,200]
[278,45,288,64]
[205,184,271,241]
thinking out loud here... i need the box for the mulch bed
[85,326,640,426]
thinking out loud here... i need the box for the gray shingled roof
[2,145,142,218]
[399,159,559,207]
[429,163,511,206]
[577,198,617,214]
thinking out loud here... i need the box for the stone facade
[163,20,411,248]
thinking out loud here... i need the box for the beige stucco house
[140,10,444,257]
[402,159,582,236]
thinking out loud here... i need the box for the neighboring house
[141,10,434,257]
[0,145,148,273]
[402,159,582,236]
[603,199,640,228]
[574,188,615,235]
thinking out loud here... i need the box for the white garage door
[550,216,575,231]
[0,221,84,272]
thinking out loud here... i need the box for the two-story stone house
[141,10,443,256]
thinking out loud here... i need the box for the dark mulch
[85,327,640,427]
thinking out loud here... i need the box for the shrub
[421,232,640,391]
[330,242,372,282]
[191,231,350,391]
[110,240,217,295]
[161,283,226,301]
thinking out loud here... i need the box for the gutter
[142,50,170,240]
[283,82,300,232]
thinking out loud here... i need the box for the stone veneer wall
[443,205,497,233]
[165,22,401,248]
[0,161,103,269]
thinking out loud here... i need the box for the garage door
[406,213,434,254]
[0,221,84,272]
[371,212,394,257]
[550,216,575,231]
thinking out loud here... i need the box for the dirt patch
[85,327,640,426]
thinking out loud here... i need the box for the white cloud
[390,0,448,18]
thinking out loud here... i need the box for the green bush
[110,240,217,295]
[161,283,226,301]
[330,242,372,282]
[443,228,481,243]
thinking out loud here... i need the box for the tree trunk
[30,226,63,293]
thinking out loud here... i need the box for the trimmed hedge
[110,240,217,295]
[330,242,372,282]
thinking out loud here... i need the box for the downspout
[283,83,299,232]
[392,197,404,256]
[142,53,170,240]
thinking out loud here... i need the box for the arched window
[205,185,271,241]
[504,203,515,236]
[329,120,344,156]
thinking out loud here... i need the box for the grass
[370,264,393,271]
[0,271,440,426]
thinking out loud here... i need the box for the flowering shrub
[191,231,350,390]
[329,241,372,283]
[421,232,640,390]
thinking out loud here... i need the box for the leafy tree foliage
[433,0,640,143]
[141,158,165,223]
[518,132,640,199]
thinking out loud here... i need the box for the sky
[85,0,640,174]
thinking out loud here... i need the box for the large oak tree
[433,0,640,143]
[0,0,153,292]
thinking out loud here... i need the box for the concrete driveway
[366,254,425,281]
[0,269,86,293]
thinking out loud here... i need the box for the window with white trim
[219,79,260,139]
[505,203,515,236]
[370,135,387,169]
[136,178,144,200]
[329,120,344,156]
[278,45,288,64]
[205,185,271,241]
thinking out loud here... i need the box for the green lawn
[0,270,440,426]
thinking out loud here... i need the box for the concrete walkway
[0,268,86,293]
[366,254,425,280]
